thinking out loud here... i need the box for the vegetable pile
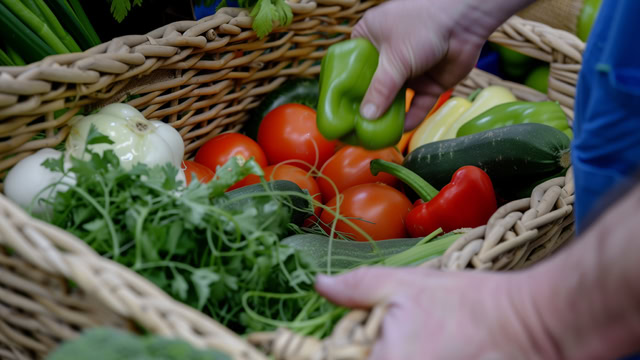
[3,36,573,353]
[4,101,459,338]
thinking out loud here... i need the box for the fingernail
[315,274,335,287]
[361,103,378,119]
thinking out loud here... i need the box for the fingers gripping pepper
[316,38,406,150]
[370,160,497,237]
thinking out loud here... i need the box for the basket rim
[0,13,583,101]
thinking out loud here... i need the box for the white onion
[65,103,185,170]
[4,149,76,215]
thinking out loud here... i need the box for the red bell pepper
[370,160,497,237]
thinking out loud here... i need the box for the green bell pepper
[316,38,406,150]
[493,44,536,80]
[524,65,550,94]
[577,0,603,42]
[456,101,573,139]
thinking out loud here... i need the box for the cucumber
[403,123,571,201]
[223,180,311,226]
[282,233,461,271]
[243,78,319,139]
[282,234,421,270]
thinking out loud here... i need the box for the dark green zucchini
[243,78,319,139]
[499,167,569,201]
[223,180,311,225]
[404,123,571,201]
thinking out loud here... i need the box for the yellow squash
[442,86,517,139]
[408,97,472,152]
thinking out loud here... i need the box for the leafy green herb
[39,130,317,334]
[218,0,292,38]
[46,327,231,360]
[109,0,143,22]
[38,128,461,338]
[85,124,115,145]
[109,0,292,39]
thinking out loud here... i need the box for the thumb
[404,92,438,131]
[359,50,408,120]
[314,267,410,308]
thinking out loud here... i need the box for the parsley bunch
[39,126,316,333]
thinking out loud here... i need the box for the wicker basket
[0,1,584,359]
[517,0,584,35]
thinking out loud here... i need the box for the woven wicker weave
[517,0,583,35]
[0,1,584,359]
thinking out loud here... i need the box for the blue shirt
[572,0,640,235]
[573,1,640,358]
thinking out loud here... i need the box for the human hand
[315,266,559,360]
[353,0,533,130]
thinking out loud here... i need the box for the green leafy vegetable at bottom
[46,327,231,360]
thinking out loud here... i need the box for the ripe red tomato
[316,145,404,202]
[244,164,323,213]
[194,133,267,190]
[319,183,413,242]
[257,104,337,170]
[182,160,214,186]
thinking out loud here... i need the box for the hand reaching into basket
[315,267,554,360]
[353,0,536,130]
[316,177,640,360]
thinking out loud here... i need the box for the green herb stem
[68,186,121,260]
[132,261,197,273]
[21,0,44,19]
[5,44,25,65]
[45,0,95,50]
[242,291,344,331]
[1,0,69,53]
[415,228,443,246]
[33,0,81,52]
[0,47,14,66]
[0,2,54,62]
[132,206,150,268]
[381,233,462,267]
[370,159,440,201]
[66,0,100,44]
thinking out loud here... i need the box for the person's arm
[352,0,536,129]
[520,180,640,358]
[316,180,640,359]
